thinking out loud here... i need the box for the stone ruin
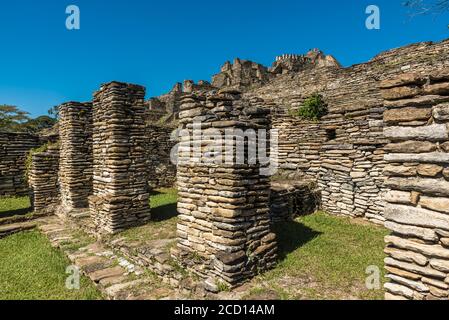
[381,70,449,300]
[175,90,277,288]
[3,37,449,298]
[89,82,151,234]
[59,102,93,211]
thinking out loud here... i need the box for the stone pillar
[89,82,150,235]
[381,69,449,300]
[176,89,277,290]
[59,102,93,212]
[29,144,60,211]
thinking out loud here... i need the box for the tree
[47,105,59,119]
[24,116,57,133]
[403,0,449,15]
[0,105,56,133]
[0,105,31,132]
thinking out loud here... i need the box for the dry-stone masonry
[382,69,449,300]
[0,132,40,196]
[175,89,277,289]
[244,38,449,223]
[146,124,177,188]
[89,82,151,235]
[270,180,320,222]
[28,144,60,211]
[59,102,93,212]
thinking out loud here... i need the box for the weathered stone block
[419,196,449,214]
[385,204,449,231]
[383,124,448,142]
[385,152,449,164]
[382,86,421,101]
[384,141,437,153]
[417,164,443,177]
[385,177,449,196]
[383,165,416,177]
[384,107,431,124]
[385,221,438,242]
[380,73,424,89]
[433,103,449,122]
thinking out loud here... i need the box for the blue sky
[0,0,448,117]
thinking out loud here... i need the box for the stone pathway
[36,216,192,300]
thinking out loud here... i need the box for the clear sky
[0,0,448,117]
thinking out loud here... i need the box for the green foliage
[25,116,57,133]
[403,0,449,15]
[297,94,328,121]
[24,143,51,181]
[0,105,56,133]
[47,105,59,119]
[0,105,30,131]
[216,281,231,293]
[0,230,102,300]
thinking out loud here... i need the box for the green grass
[0,230,102,300]
[0,196,32,217]
[247,212,389,300]
[0,190,388,300]
[115,188,178,242]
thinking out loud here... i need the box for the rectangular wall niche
[59,102,93,212]
[176,90,278,290]
[382,69,449,300]
[89,82,151,234]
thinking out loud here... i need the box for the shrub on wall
[297,93,328,121]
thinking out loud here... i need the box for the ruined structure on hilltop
[146,49,340,124]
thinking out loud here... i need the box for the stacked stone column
[176,89,277,289]
[29,144,60,211]
[381,69,449,300]
[89,82,150,235]
[59,102,93,212]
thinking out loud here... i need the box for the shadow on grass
[272,220,322,261]
[151,203,178,222]
[0,207,33,219]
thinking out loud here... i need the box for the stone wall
[381,69,449,300]
[245,38,449,222]
[0,132,40,196]
[28,144,60,211]
[175,89,277,289]
[59,102,93,212]
[89,82,151,235]
[270,180,320,222]
[146,124,177,188]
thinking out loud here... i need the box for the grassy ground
[0,230,102,300]
[0,196,32,217]
[0,190,388,300]
[115,188,178,242]
[245,212,389,300]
